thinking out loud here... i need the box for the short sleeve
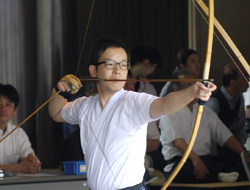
[61,96,87,124]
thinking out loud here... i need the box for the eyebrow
[0,100,12,103]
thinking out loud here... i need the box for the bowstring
[191,0,249,83]
[76,97,121,189]
[75,0,96,76]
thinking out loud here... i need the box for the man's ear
[143,59,150,67]
[89,65,97,77]
[230,79,236,87]
[179,63,185,69]
[13,108,17,115]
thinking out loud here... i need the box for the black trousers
[89,182,145,190]
[164,154,248,183]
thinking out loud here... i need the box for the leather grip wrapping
[198,81,208,105]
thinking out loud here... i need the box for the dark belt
[89,182,145,190]
[121,182,145,190]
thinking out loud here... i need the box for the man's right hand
[19,158,41,174]
[192,155,209,180]
[57,74,82,94]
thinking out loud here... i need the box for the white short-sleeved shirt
[243,82,250,106]
[61,89,159,190]
[147,121,160,140]
[159,81,171,97]
[138,81,157,96]
[0,123,36,165]
[137,81,160,140]
[159,103,232,172]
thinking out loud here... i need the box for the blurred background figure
[0,84,41,173]
[159,48,200,97]
[206,63,249,155]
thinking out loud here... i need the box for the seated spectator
[160,70,248,183]
[206,63,249,153]
[0,84,41,173]
[159,48,200,97]
[130,45,162,93]
[129,45,163,169]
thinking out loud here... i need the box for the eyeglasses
[95,60,130,70]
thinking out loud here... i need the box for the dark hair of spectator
[0,84,19,109]
[166,69,194,96]
[130,45,162,68]
[222,65,239,87]
[176,49,198,69]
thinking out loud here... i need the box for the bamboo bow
[161,0,214,189]
[195,0,250,77]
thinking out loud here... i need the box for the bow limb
[196,0,250,77]
[161,0,214,189]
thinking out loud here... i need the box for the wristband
[54,82,73,100]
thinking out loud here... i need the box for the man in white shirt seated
[160,69,248,183]
[0,84,41,173]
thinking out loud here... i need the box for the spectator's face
[179,74,195,90]
[234,71,249,93]
[183,53,200,77]
[89,47,128,93]
[0,95,17,127]
[144,63,158,77]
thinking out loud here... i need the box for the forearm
[150,82,215,118]
[48,88,67,122]
[150,87,195,118]
[224,136,245,155]
[0,164,22,173]
[146,139,160,152]
[173,138,199,162]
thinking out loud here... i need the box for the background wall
[0,0,249,168]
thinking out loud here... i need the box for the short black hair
[222,63,239,87]
[176,49,198,68]
[130,45,162,68]
[0,84,19,109]
[90,37,130,66]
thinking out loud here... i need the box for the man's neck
[130,65,143,79]
[0,123,7,135]
[224,86,238,98]
[97,87,118,110]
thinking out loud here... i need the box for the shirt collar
[0,123,10,138]
[221,86,240,102]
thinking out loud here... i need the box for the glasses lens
[120,61,130,70]
[105,60,116,69]
[104,60,130,70]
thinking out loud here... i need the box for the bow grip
[198,81,208,105]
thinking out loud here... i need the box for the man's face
[90,47,128,93]
[234,72,249,93]
[0,95,17,127]
[144,63,158,78]
[184,53,200,77]
[179,74,195,90]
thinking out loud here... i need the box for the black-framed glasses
[95,60,130,70]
